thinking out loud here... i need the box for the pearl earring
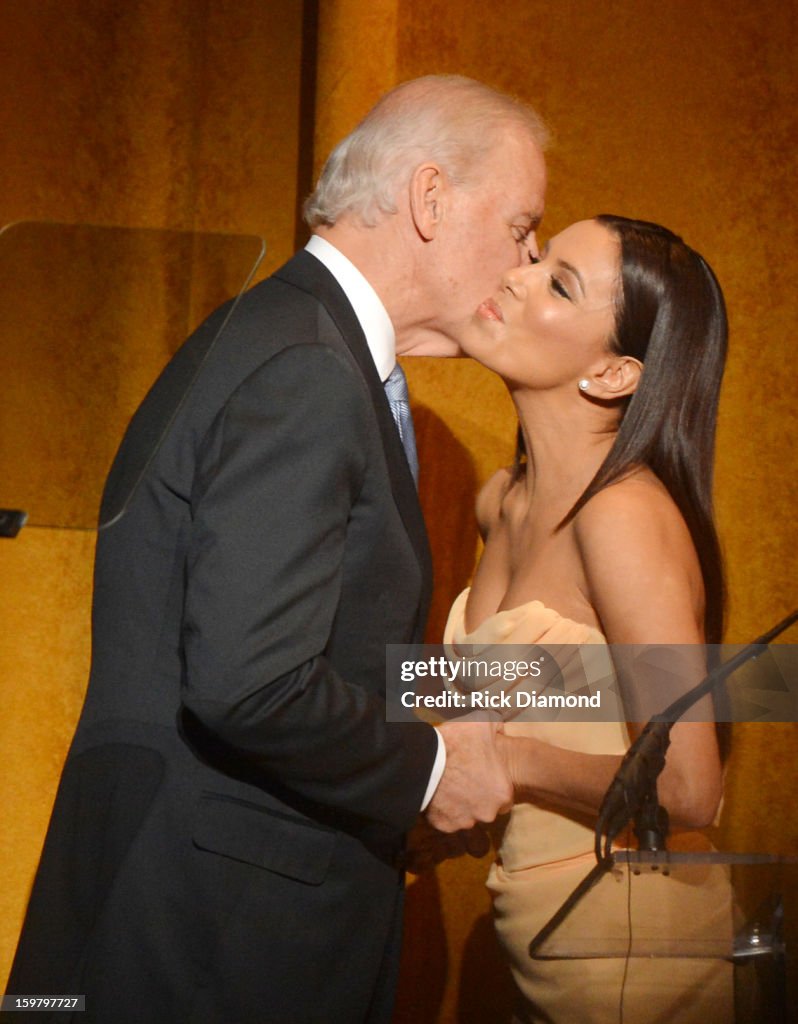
[578,379,590,392]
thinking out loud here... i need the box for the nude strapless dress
[444,588,734,1024]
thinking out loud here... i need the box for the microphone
[595,719,671,863]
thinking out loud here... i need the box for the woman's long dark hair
[518,215,728,644]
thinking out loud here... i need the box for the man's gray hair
[303,75,548,229]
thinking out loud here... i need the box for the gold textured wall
[1,0,796,1018]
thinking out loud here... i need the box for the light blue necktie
[383,362,419,486]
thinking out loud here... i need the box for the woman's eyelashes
[524,251,571,298]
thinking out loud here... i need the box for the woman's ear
[409,163,444,240]
[588,356,643,399]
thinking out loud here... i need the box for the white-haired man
[9,76,547,1023]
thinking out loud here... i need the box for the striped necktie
[383,362,419,486]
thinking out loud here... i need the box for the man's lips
[476,297,504,322]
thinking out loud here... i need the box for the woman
[443,215,733,1022]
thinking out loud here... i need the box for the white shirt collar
[305,234,395,382]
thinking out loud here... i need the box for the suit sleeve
[181,342,437,831]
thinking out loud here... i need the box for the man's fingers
[424,717,514,832]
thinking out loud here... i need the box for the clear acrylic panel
[0,222,265,530]
[529,852,752,960]
[528,854,795,1021]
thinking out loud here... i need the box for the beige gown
[444,588,734,1024]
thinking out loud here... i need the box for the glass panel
[0,222,265,530]
[527,854,795,1021]
[529,854,795,960]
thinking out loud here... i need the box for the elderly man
[9,75,546,1023]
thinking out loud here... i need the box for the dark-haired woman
[444,217,733,1022]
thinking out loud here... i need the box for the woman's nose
[503,264,531,298]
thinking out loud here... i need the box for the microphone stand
[528,609,798,958]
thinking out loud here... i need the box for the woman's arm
[500,477,723,829]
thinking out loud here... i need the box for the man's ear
[588,356,643,399]
[409,163,444,240]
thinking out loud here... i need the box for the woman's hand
[494,724,521,797]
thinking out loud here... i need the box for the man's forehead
[469,130,546,221]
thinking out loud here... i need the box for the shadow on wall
[394,867,517,1023]
[394,870,448,1023]
[414,405,481,645]
[457,911,517,1022]
[395,407,518,1022]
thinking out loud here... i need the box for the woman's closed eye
[550,275,571,300]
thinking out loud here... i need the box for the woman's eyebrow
[556,258,585,297]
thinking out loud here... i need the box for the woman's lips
[476,297,504,322]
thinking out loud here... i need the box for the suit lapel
[275,252,431,588]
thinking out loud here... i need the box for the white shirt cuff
[420,729,446,811]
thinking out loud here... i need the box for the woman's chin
[457,316,499,359]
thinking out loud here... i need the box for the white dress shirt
[304,234,445,810]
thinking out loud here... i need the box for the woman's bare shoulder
[573,471,703,643]
[574,470,687,544]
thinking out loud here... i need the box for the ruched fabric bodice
[443,588,629,869]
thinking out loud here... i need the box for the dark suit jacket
[8,252,438,1023]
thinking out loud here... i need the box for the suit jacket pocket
[192,792,336,885]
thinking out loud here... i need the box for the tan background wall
[1,0,796,1018]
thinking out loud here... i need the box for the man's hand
[425,716,513,832]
